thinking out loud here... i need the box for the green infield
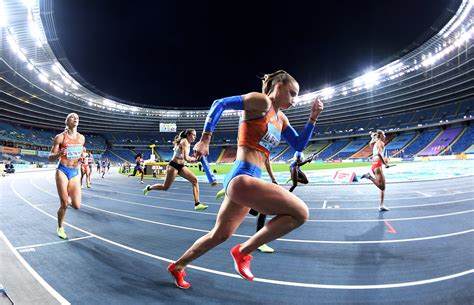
[120,161,382,177]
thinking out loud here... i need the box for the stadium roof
[0,0,473,132]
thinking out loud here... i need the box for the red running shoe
[167,263,191,289]
[230,244,255,281]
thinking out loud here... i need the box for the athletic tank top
[60,132,83,161]
[81,155,89,166]
[172,143,185,160]
[238,107,282,158]
[372,141,385,160]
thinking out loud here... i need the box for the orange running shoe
[230,244,254,281]
[167,263,191,289]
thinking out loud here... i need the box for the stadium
[0,0,473,304]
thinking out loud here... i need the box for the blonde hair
[173,129,196,146]
[370,130,384,145]
[64,113,78,131]
[260,70,297,95]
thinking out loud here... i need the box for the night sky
[52,0,458,108]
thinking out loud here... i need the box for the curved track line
[10,180,474,290]
[28,177,474,244]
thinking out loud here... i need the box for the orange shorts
[371,160,383,173]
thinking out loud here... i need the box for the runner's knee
[209,229,232,244]
[296,204,310,224]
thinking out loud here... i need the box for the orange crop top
[238,107,282,158]
[60,132,83,161]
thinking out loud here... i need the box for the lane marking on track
[24,177,474,244]
[384,221,397,234]
[9,182,474,289]
[41,174,474,211]
[33,176,474,224]
[0,231,70,304]
[15,236,94,250]
[416,191,432,197]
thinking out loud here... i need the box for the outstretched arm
[194,93,270,158]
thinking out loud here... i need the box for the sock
[256,214,266,231]
[249,209,259,216]
[194,202,200,206]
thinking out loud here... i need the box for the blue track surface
[1,169,473,305]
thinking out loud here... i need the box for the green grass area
[120,161,401,178]
[175,161,377,176]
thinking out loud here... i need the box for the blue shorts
[57,163,79,180]
[223,160,262,193]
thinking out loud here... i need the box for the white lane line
[306,210,474,222]
[299,190,474,202]
[59,172,474,199]
[42,173,474,209]
[26,177,474,244]
[15,236,94,250]
[309,198,474,210]
[34,176,474,224]
[10,181,474,289]
[0,231,70,304]
[416,191,432,197]
[322,200,327,209]
[42,175,474,212]
[252,270,474,289]
[39,178,220,216]
[44,176,222,207]
[48,175,221,198]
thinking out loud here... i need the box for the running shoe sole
[167,267,190,289]
[230,248,254,281]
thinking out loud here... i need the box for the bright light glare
[362,71,379,89]
[321,87,335,99]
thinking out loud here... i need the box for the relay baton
[201,156,217,186]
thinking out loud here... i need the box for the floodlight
[362,71,378,89]
[38,73,48,83]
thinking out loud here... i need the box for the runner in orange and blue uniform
[49,113,85,239]
[216,155,278,252]
[167,70,323,289]
[360,130,390,211]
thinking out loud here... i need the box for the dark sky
[52,0,458,108]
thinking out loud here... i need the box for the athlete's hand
[310,98,324,121]
[193,140,209,160]
[58,148,66,159]
[385,164,390,169]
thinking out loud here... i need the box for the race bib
[66,144,83,160]
[259,124,281,151]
